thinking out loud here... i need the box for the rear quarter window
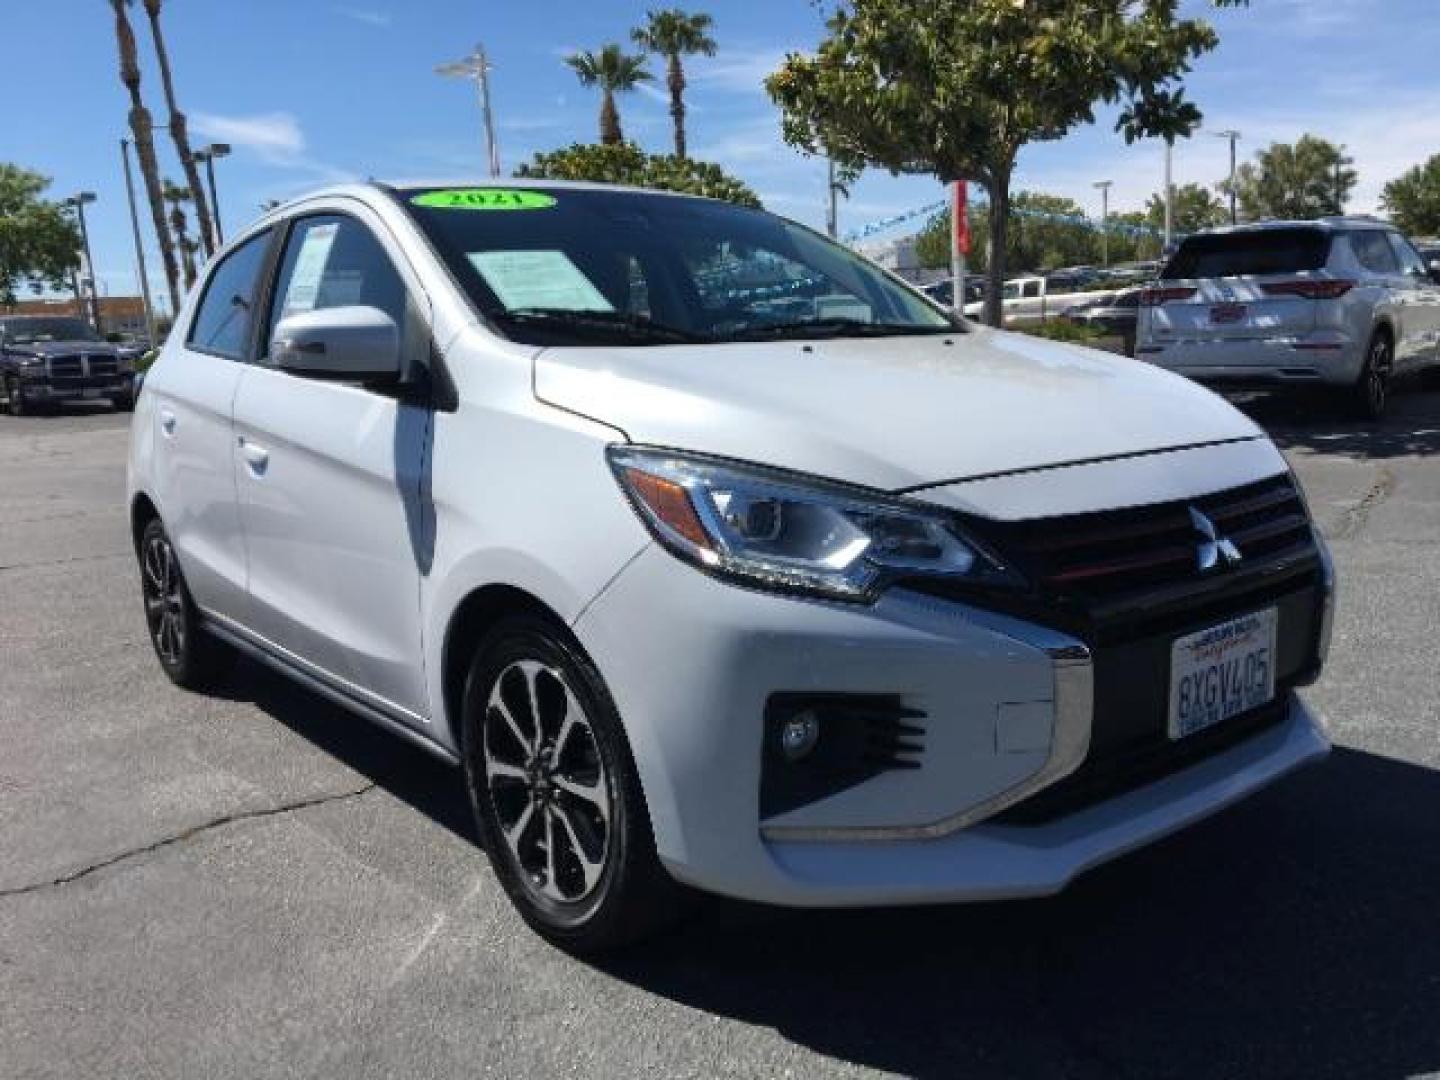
[1163,229,1332,279]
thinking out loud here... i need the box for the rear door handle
[159,409,176,435]
[238,435,269,475]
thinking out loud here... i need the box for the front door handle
[159,409,176,435]
[238,436,270,475]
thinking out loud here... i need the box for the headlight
[608,446,1022,602]
[17,356,44,369]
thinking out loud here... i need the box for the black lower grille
[48,357,83,379]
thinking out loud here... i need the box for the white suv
[128,182,1333,951]
[1137,218,1440,419]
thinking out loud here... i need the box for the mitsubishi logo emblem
[1190,507,1243,573]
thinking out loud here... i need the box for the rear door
[230,206,434,721]
[1386,232,1440,369]
[147,227,274,621]
[1143,228,1332,348]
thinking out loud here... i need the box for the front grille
[48,356,83,379]
[976,472,1313,608]
[87,355,119,377]
[907,472,1325,824]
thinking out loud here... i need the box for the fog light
[779,710,821,761]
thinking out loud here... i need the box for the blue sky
[4,0,1438,311]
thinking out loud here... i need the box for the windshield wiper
[719,318,955,342]
[489,308,709,345]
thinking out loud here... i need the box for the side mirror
[270,305,401,381]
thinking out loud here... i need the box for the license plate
[1168,608,1277,739]
[1210,303,1246,324]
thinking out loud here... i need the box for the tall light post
[1093,180,1113,267]
[193,143,231,249]
[1163,141,1175,252]
[120,139,158,346]
[1213,129,1241,225]
[65,192,100,330]
[437,44,502,178]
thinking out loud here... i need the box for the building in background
[0,297,151,340]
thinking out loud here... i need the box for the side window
[1387,233,1429,278]
[187,229,272,359]
[265,214,410,360]
[1350,231,1400,275]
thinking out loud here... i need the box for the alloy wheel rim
[142,534,186,666]
[483,659,611,905]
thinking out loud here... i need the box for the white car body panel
[128,181,1334,912]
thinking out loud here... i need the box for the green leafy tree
[0,165,82,305]
[565,44,653,146]
[516,142,761,207]
[631,9,717,159]
[1380,155,1440,237]
[1232,135,1357,221]
[1146,182,1227,236]
[916,193,1099,275]
[767,0,1241,325]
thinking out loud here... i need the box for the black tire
[4,376,25,417]
[137,517,231,690]
[1348,331,1393,422]
[461,615,683,953]
[112,386,136,412]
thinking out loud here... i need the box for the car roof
[1187,216,1395,239]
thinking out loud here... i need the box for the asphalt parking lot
[2,384,1438,1079]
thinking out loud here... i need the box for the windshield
[1,317,100,344]
[401,186,954,346]
[1163,229,1332,279]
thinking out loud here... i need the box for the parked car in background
[1414,240,1440,276]
[1063,287,1144,354]
[0,316,137,416]
[964,275,1115,322]
[129,180,1333,951]
[1136,218,1440,419]
[921,277,986,309]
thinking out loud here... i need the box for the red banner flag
[952,181,970,256]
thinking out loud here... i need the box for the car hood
[533,328,1262,492]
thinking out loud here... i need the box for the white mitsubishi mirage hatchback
[128,181,1334,951]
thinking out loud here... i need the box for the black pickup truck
[0,316,136,416]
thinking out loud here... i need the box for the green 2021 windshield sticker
[411,189,557,211]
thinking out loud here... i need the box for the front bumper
[22,374,133,400]
[574,543,1330,908]
[1137,333,1364,387]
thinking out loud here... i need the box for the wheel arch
[130,491,161,554]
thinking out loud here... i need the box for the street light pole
[65,193,100,331]
[1093,180,1113,267]
[120,139,158,346]
[194,143,231,247]
[1163,141,1175,251]
[1212,130,1241,225]
[437,44,502,178]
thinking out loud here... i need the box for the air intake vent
[760,694,927,820]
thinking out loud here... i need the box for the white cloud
[193,111,305,161]
[333,6,390,27]
[691,47,800,95]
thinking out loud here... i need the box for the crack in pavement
[0,551,130,574]
[1332,464,1397,541]
[0,783,378,899]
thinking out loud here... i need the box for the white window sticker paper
[280,222,340,317]
[468,250,614,313]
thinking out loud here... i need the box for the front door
[232,209,434,721]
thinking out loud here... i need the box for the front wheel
[4,376,26,417]
[461,616,682,953]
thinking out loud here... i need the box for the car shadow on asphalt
[216,655,478,843]
[1233,381,1440,461]
[597,748,1440,1079]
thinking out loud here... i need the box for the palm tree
[631,9,716,159]
[163,180,197,288]
[141,0,216,256]
[107,0,179,315]
[565,45,652,146]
